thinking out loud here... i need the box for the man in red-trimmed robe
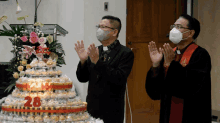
[145,14,211,123]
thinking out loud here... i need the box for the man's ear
[189,30,195,38]
[113,29,118,37]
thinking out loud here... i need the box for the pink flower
[20,45,36,59]
[30,32,37,37]
[21,36,28,42]
[30,37,39,44]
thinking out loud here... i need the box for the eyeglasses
[96,25,115,30]
[170,25,190,30]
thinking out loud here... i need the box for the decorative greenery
[0,24,23,37]
[0,15,66,93]
[49,40,66,67]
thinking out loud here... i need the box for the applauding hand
[87,43,99,64]
[161,43,175,67]
[74,40,88,64]
[148,41,163,67]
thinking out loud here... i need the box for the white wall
[56,0,86,101]
[84,0,127,47]
[37,0,58,24]
[195,0,220,112]
[37,0,86,101]
[0,0,35,62]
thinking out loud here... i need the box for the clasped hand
[74,40,99,64]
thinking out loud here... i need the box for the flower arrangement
[0,14,66,93]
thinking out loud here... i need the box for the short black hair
[179,14,200,40]
[102,15,121,37]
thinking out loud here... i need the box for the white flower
[16,4,22,14]
[20,71,25,76]
[95,118,104,123]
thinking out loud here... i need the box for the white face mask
[96,28,112,42]
[169,28,190,44]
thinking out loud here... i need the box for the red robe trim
[169,43,198,123]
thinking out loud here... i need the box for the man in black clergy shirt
[75,15,134,123]
[145,14,211,123]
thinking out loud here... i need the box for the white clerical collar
[176,50,181,54]
[103,46,108,51]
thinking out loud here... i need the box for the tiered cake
[0,58,103,123]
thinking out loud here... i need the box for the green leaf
[4,83,15,93]
[17,15,29,21]
[17,17,24,21]
[57,56,66,65]
[57,64,61,67]
[10,49,15,53]
[6,69,13,72]
[2,25,8,31]
[0,30,14,36]
[11,26,16,32]
[9,38,15,45]
[49,48,56,50]
[21,25,25,29]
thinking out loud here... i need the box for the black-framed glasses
[170,25,190,30]
[96,25,115,30]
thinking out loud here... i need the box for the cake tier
[11,90,76,100]
[16,82,72,91]
[30,59,56,68]
[16,76,72,91]
[25,63,61,75]
[25,69,62,77]
[0,111,91,122]
[8,90,78,107]
[1,103,87,114]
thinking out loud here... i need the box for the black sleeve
[93,50,134,86]
[164,48,211,99]
[145,58,165,100]
[76,59,90,83]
